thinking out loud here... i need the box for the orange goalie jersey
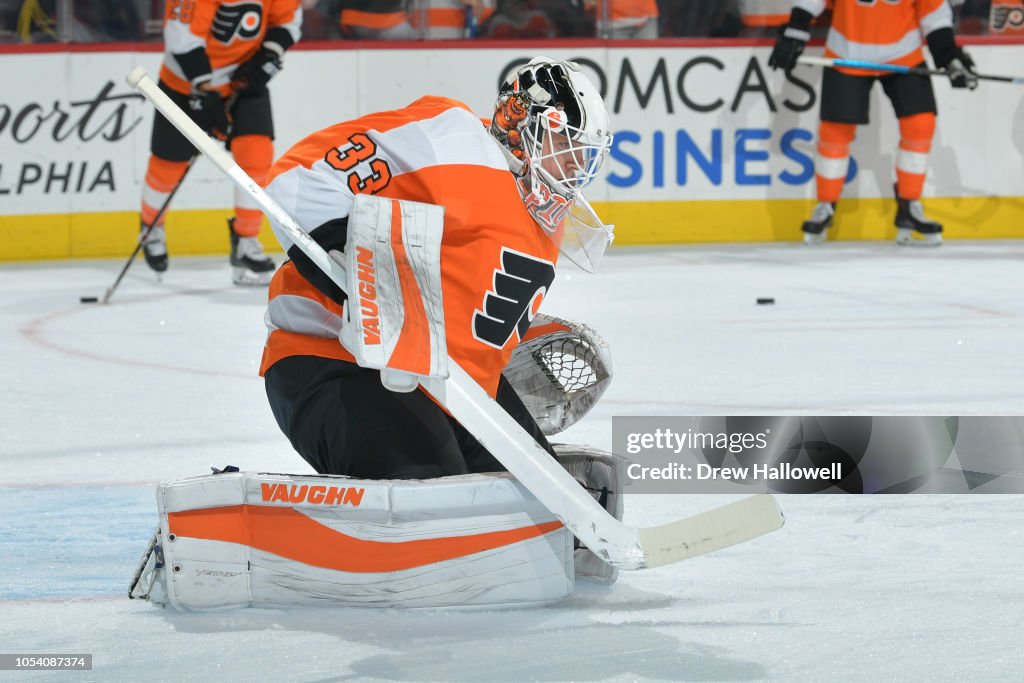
[160,0,302,95]
[258,96,561,398]
[796,0,953,74]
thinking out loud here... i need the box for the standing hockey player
[140,0,301,284]
[769,0,978,246]
[259,57,614,480]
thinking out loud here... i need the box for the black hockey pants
[265,355,555,479]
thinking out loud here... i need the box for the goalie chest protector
[141,471,574,610]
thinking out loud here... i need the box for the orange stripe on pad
[387,199,432,376]
[168,505,564,573]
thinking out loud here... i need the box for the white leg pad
[138,471,574,610]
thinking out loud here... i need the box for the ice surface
[2,242,1023,681]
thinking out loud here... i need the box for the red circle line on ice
[21,288,256,380]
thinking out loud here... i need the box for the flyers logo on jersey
[473,248,556,349]
[211,1,263,44]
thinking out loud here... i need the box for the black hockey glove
[927,27,979,90]
[768,8,814,72]
[231,46,283,93]
[945,50,978,90]
[188,88,230,138]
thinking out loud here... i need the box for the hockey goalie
[130,58,629,609]
[130,315,621,609]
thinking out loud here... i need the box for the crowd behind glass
[0,1,1015,45]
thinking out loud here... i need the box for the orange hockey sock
[231,135,274,237]
[815,121,857,203]
[140,157,189,227]
[895,112,935,200]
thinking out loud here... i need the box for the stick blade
[637,494,784,569]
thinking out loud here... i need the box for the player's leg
[454,374,558,475]
[264,355,472,479]
[140,82,195,272]
[882,71,942,246]
[806,68,871,244]
[227,90,276,284]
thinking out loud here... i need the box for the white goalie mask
[490,57,615,273]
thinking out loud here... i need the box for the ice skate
[895,194,942,247]
[228,218,275,285]
[802,202,835,245]
[140,223,168,273]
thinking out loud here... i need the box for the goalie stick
[125,66,784,570]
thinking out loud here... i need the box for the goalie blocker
[130,446,626,610]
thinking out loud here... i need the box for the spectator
[74,0,143,41]
[12,0,57,42]
[479,0,557,38]
[0,1,23,43]
[300,0,342,40]
[661,1,741,38]
[540,0,591,36]
[338,0,416,39]
[415,0,495,39]
[735,0,786,36]
[587,0,658,38]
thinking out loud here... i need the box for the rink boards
[0,41,1021,260]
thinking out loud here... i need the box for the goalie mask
[491,57,615,273]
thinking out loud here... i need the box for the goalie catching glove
[503,313,612,435]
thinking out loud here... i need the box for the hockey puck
[80,296,99,304]
[756,297,775,305]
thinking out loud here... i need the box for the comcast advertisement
[1,44,1022,258]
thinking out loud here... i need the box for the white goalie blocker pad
[503,314,612,436]
[334,194,448,393]
[130,471,574,610]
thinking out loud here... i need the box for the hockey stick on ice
[797,55,1024,85]
[125,66,784,570]
[102,156,197,304]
